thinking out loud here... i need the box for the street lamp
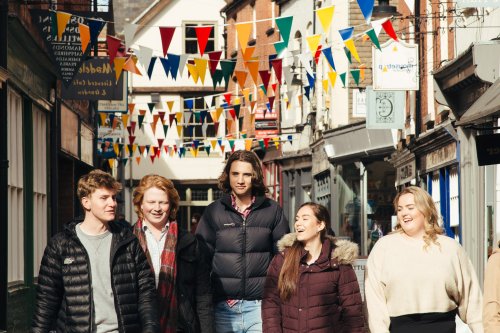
[372,0,400,18]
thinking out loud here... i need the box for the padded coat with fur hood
[262,234,365,333]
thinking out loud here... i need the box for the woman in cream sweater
[365,186,483,333]
[483,242,500,333]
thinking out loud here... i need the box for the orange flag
[242,46,255,62]
[78,23,90,54]
[166,101,174,112]
[235,22,252,53]
[113,57,127,82]
[136,156,141,165]
[245,138,253,151]
[123,55,142,75]
[247,61,259,85]
[234,71,248,90]
[128,103,135,114]
[56,11,72,41]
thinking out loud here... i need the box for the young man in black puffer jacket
[31,169,159,333]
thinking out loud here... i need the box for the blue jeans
[214,300,262,333]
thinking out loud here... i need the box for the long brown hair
[218,150,268,196]
[393,186,444,249]
[278,202,329,301]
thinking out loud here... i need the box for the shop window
[449,167,459,228]
[7,88,24,284]
[432,173,441,224]
[191,189,208,201]
[184,22,216,55]
[33,105,48,277]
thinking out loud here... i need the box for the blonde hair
[132,174,179,221]
[393,186,444,250]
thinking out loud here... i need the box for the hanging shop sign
[352,88,367,117]
[373,40,419,91]
[396,160,416,186]
[30,10,108,87]
[62,58,124,101]
[476,133,500,166]
[97,72,128,112]
[366,87,405,129]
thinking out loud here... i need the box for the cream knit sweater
[365,232,483,333]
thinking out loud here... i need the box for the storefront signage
[396,160,416,186]
[62,58,124,101]
[423,142,457,171]
[30,10,108,87]
[366,87,405,129]
[476,134,500,166]
[97,72,128,112]
[353,258,367,302]
[457,0,500,7]
[352,89,367,117]
[373,40,419,91]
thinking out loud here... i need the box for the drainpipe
[0,0,8,329]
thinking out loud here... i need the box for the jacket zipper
[71,236,94,333]
[241,215,247,299]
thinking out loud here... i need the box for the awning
[456,78,500,126]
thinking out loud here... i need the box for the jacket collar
[220,192,266,211]
[65,217,135,244]
[277,233,359,266]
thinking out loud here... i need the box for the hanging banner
[97,71,128,113]
[30,10,109,87]
[373,40,419,91]
[62,57,124,100]
[366,87,405,129]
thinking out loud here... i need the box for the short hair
[218,150,267,196]
[77,169,122,201]
[132,174,179,222]
[393,186,444,249]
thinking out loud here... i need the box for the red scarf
[134,219,178,333]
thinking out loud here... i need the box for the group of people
[30,149,499,333]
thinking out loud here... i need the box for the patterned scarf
[134,219,178,333]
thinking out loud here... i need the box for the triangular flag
[247,61,259,85]
[344,47,352,63]
[223,92,232,105]
[147,102,156,114]
[258,139,265,151]
[123,23,138,48]
[272,137,280,148]
[328,71,337,88]
[99,113,107,126]
[137,45,153,70]
[178,54,189,76]
[344,39,361,63]
[186,63,199,83]
[322,79,329,93]
[242,46,256,62]
[113,57,126,82]
[136,156,141,165]
[128,103,136,115]
[263,137,270,148]
[287,135,293,145]
[78,23,90,54]
[194,26,213,56]
[167,53,180,80]
[123,55,142,75]
[220,60,236,88]
[207,50,222,75]
[138,115,145,128]
[365,28,381,50]
[167,101,174,112]
[339,72,347,87]
[382,19,398,41]
[234,71,248,90]
[316,6,335,33]
[56,11,72,41]
[184,111,193,124]
[271,58,283,84]
[273,41,287,57]
[175,112,183,123]
[159,57,171,78]
[304,86,311,100]
[194,58,208,84]
[306,34,321,55]
[121,114,129,127]
[306,72,315,90]
[357,0,375,22]
[235,22,252,52]
[275,16,293,45]
[268,96,275,112]
[351,69,361,85]
[106,35,122,65]
[159,27,176,57]
[204,146,211,156]
[339,27,354,41]
[322,47,336,71]
[108,159,115,168]
[245,139,253,151]
[88,19,107,50]
[204,95,214,109]
[259,70,271,90]
[163,124,169,137]
[212,69,223,90]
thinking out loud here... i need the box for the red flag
[314,45,322,64]
[268,96,275,112]
[224,92,232,105]
[263,137,270,148]
[159,27,176,57]
[194,26,213,56]
[106,35,122,65]
[129,136,136,145]
[271,58,283,84]
[208,50,222,75]
[259,70,271,90]
[157,138,164,148]
[382,20,398,41]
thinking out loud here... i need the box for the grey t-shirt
[76,224,118,333]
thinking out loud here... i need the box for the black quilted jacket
[195,194,289,302]
[31,219,160,333]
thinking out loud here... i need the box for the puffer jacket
[195,193,289,302]
[31,219,159,333]
[262,234,365,333]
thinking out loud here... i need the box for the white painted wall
[454,6,500,54]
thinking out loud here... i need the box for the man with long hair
[196,150,289,333]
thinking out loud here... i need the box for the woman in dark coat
[262,202,364,333]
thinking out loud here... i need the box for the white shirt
[142,222,169,287]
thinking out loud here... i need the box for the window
[432,173,441,225]
[182,96,216,140]
[33,105,48,277]
[264,162,280,202]
[184,22,216,55]
[7,88,24,284]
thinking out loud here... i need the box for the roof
[456,78,500,126]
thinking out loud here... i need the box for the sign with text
[62,58,124,100]
[476,134,500,166]
[373,40,419,91]
[97,72,128,113]
[366,87,405,129]
[30,10,108,87]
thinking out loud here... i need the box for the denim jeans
[214,300,262,333]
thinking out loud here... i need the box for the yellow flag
[194,58,208,84]
[99,113,107,126]
[190,147,198,158]
[272,137,280,148]
[215,107,223,121]
[328,71,337,88]
[78,23,90,53]
[245,138,253,151]
[322,79,329,93]
[176,125,183,136]
[242,88,250,104]
[235,22,252,53]
[186,63,199,83]
[175,112,183,123]
[113,57,127,82]
[210,140,217,150]
[344,39,361,63]
[306,34,321,55]
[316,6,335,33]
[166,101,174,112]
[56,11,72,41]
[108,158,115,168]
[121,114,129,127]
[113,143,119,156]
